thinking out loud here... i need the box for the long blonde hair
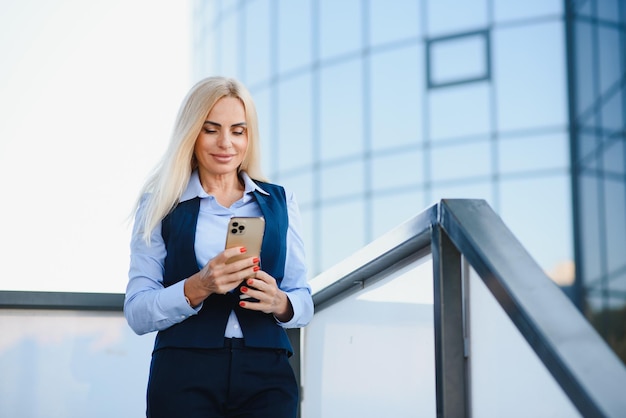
[135,76,267,242]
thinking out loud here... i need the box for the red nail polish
[247,279,254,285]
[239,301,246,307]
[252,257,260,264]
[253,266,260,272]
[241,286,248,293]
[240,247,247,253]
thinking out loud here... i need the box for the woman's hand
[184,246,260,307]
[238,270,294,322]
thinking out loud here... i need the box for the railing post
[432,224,469,418]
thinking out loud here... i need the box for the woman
[124,76,314,418]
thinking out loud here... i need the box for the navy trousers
[146,339,299,418]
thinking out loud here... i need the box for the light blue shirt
[124,171,313,337]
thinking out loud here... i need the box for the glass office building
[191,0,626,362]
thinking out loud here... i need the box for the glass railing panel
[466,261,581,418]
[302,253,436,418]
[0,309,154,418]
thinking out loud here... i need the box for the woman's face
[194,96,248,179]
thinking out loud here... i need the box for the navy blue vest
[153,181,293,355]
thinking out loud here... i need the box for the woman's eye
[233,129,245,135]
[203,128,217,134]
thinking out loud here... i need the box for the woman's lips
[212,154,234,163]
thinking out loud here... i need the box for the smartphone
[224,216,265,265]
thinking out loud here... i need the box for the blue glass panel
[604,178,626,278]
[427,0,488,37]
[278,169,314,208]
[371,191,425,239]
[597,0,621,23]
[278,73,313,171]
[319,0,362,60]
[370,45,423,151]
[601,90,625,134]
[580,174,603,284]
[320,159,365,201]
[499,175,573,277]
[244,0,271,86]
[499,132,569,174]
[277,0,312,74]
[298,207,316,277]
[218,12,240,78]
[603,135,626,175]
[598,26,623,97]
[320,199,366,270]
[431,180,493,203]
[369,0,421,46]
[320,60,363,160]
[430,32,488,86]
[494,22,567,131]
[493,0,562,23]
[251,88,274,176]
[371,149,423,192]
[431,139,491,181]
[429,82,491,140]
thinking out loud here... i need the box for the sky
[0,0,192,293]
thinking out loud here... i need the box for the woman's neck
[198,171,245,207]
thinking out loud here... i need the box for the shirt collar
[180,170,269,202]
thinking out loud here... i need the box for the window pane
[320,199,366,269]
[320,60,363,160]
[601,91,625,133]
[372,149,423,192]
[599,26,623,96]
[370,45,423,151]
[429,82,491,140]
[279,169,314,208]
[580,174,603,285]
[278,73,313,171]
[319,0,362,60]
[427,0,488,37]
[369,0,421,46]
[431,139,492,181]
[278,0,312,74]
[251,88,274,177]
[431,181,494,204]
[244,0,271,86]
[493,0,562,23]
[499,132,569,174]
[597,0,622,23]
[575,21,595,117]
[604,178,626,278]
[217,12,240,78]
[500,175,573,278]
[429,32,488,86]
[603,136,626,176]
[371,191,426,239]
[320,160,365,201]
[494,22,567,131]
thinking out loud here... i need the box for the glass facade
[192,0,626,362]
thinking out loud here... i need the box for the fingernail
[247,279,254,285]
[252,257,260,264]
[239,301,246,307]
[253,266,260,272]
[240,247,247,253]
[241,286,248,293]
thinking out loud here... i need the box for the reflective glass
[278,73,313,171]
[493,0,562,23]
[499,132,569,174]
[467,265,582,418]
[499,175,573,276]
[604,178,626,278]
[320,60,363,160]
[599,26,623,96]
[319,0,362,60]
[320,199,365,269]
[279,169,314,208]
[302,256,436,417]
[602,91,625,133]
[580,174,603,284]
[431,139,491,181]
[320,160,365,201]
[426,0,488,37]
[371,149,423,192]
[370,45,423,151]
[430,181,494,204]
[494,22,567,131]
[429,32,488,86]
[603,136,626,175]
[369,0,421,46]
[371,191,426,240]
[244,0,271,86]
[298,207,316,277]
[597,0,622,23]
[429,82,491,140]
[277,0,312,74]
[217,12,240,78]
[578,131,599,164]
[0,310,154,418]
[575,21,595,117]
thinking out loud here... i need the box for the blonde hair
[135,76,267,242]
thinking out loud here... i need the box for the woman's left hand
[239,270,294,322]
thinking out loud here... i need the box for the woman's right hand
[183,246,260,307]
